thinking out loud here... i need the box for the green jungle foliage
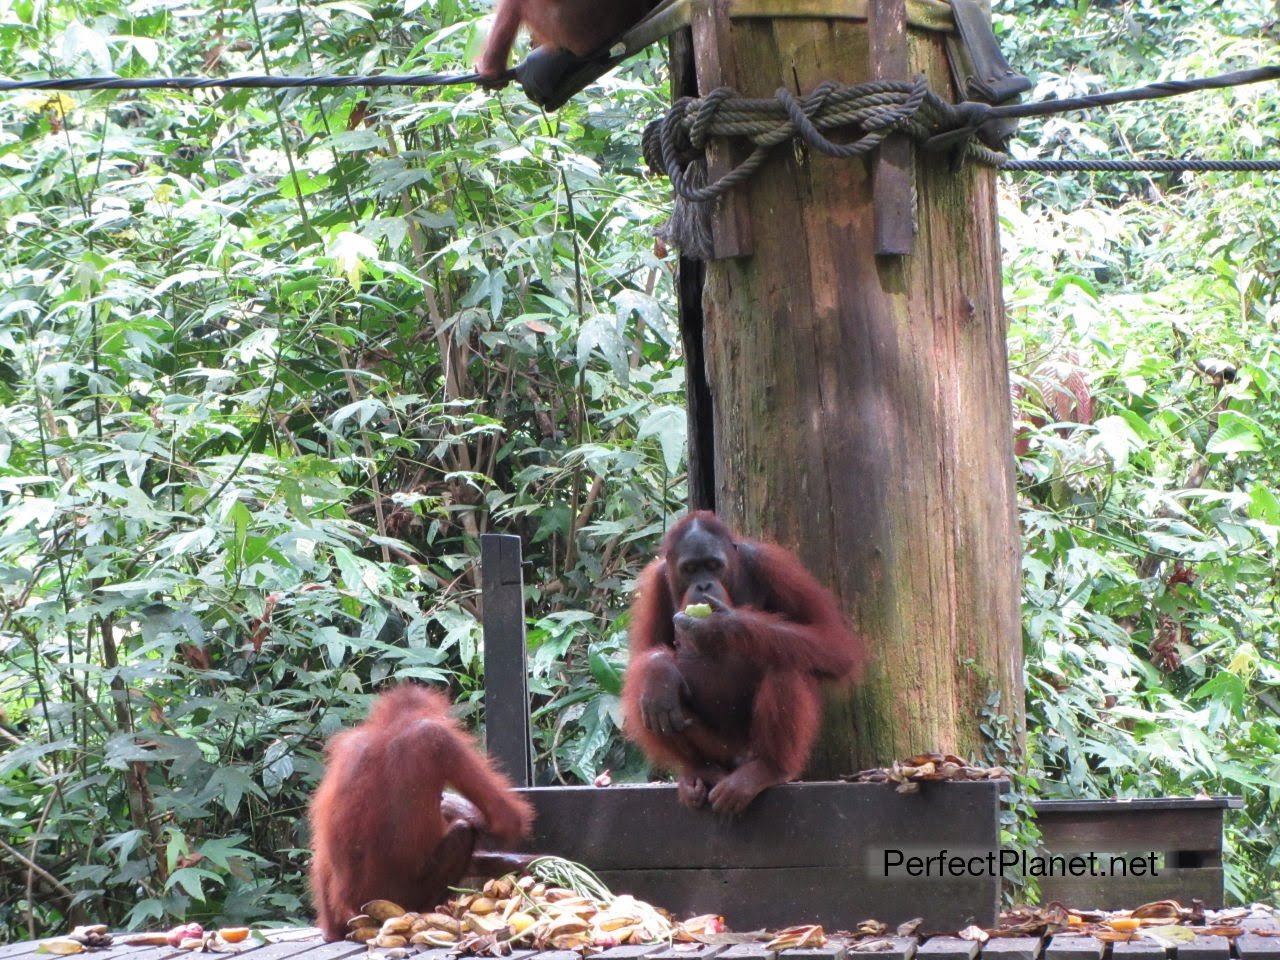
[0,0,1277,940]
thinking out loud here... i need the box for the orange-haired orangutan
[309,685,534,941]
[476,0,659,82]
[622,512,865,815]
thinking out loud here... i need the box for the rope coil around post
[644,76,979,206]
[642,75,1001,256]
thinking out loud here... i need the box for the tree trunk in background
[683,1,1024,772]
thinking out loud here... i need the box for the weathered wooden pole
[675,0,1023,771]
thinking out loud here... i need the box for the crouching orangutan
[622,512,865,815]
[309,685,535,941]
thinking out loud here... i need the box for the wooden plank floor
[3,917,1279,960]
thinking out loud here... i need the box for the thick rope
[1004,158,1280,172]
[643,77,975,204]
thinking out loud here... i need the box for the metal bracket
[514,46,614,110]
[947,0,1030,103]
[944,0,1030,150]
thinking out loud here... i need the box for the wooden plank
[594,948,670,960]
[782,947,846,960]
[0,942,42,960]
[915,938,979,960]
[728,0,955,30]
[1035,809,1226,853]
[646,947,727,960]
[517,781,999,930]
[76,942,185,960]
[227,937,339,960]
[1241,918,1280,933]
[848,938,918,960]
[520,781,1000,869]
[1110,941,1167,960]
[979,938,1041,960]
[868,0,915,256]
[302,945,370,960]
[720,946,778,960]
[1032,798,1241,816]
[1236,935,1280,960]
[1172,937,1230,960]
[260,932,363,960]
[0,939,345,960]
[692,0,753,259]
[1042,938,1104,960]
[1036,867,1226,911]
[480,532,533,787]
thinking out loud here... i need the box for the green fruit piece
[683,603,714,619]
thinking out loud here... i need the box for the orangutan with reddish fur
[622,512,864,814]
[309,685,534,941]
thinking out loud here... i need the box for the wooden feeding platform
[479,536,1241,929]
[5,915,1280,960]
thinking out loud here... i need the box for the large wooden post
[683,0,1023,771]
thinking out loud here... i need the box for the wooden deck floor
[4,917,1280,960]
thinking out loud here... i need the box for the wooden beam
[869,0,916,255]
[480,533,534,787]
[693,0,754,259]
[728,0,954,30]
[517,780,1001,930]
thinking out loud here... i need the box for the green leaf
[1047,273,1100,301]
[262,739,295,794]
[1206,411,1263,455]
[588,644,623,696]
[333,546,380,598]
[1248,483,1280,525]
[102,734,191,769]
[203,767,267,816]
[1189,672,1245,716]
[576,313,628,381]
[328,231,379,290]
[1092,415,1141,468]
[57,21,113,73]
[195,835,263,869]
[636,405,687,474]
[166,867,222,901]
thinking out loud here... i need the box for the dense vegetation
[999,0,1280,906]
[0,0,1277,940]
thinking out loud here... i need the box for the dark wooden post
[480,533,533,786]
[685,1,1024,771]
